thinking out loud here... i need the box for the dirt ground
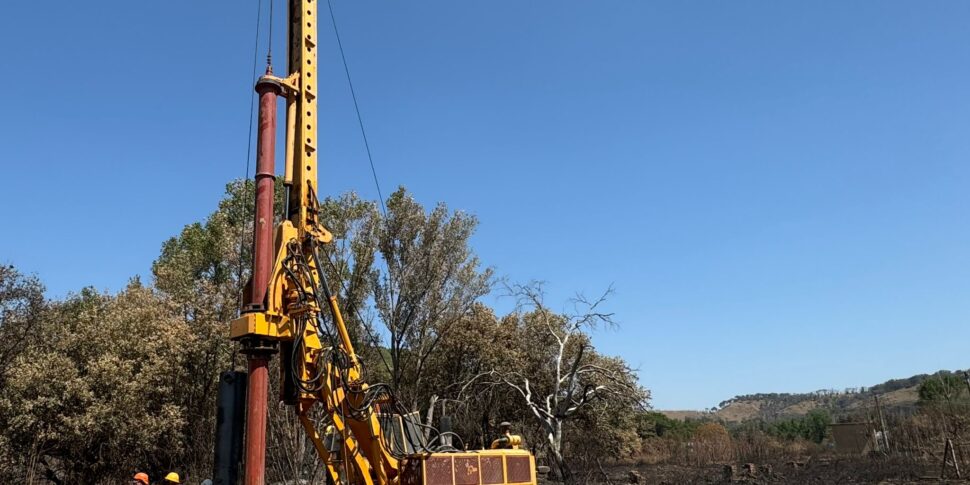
[545,456,970,484]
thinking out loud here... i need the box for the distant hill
[662,369,966,423]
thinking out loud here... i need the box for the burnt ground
[546,456,970,484]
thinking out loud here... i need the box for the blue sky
[2,1,970,409]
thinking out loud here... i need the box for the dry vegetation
[564,376,970,484]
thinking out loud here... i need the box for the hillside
[663,369,964,423]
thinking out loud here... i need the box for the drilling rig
[220,2,538,484]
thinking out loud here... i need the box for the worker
[162,471,181,484]
[131,472,150,485]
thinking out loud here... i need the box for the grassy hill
[663,368,965,423]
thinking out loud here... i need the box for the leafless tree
[477,281,643,482]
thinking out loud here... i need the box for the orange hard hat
[133,472,150,485]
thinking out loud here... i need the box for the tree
[690,422,731,463]
[0,265,46,482]
[373,188,493,409]
[317,191,386,379]
[152,180,272,473]
[919,374,965,404]
[694,422,730,443]
[0,265,45,379]
[416,304,522,448]
[766,409,831,444]
[803,409,831,444]
[482,282,648,482]
[0,282,194,483]
[636,411,698,440]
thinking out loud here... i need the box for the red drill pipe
[245,354,270,485]
[247,74,281,310]
[243,72,281,485]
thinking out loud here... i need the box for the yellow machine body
[399,450,536,485]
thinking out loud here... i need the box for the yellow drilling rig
[214,2,539,484]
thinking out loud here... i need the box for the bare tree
[483,281,645,482]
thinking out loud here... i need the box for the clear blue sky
[2,1,969,409]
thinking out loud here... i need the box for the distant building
[829,422,872,454]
